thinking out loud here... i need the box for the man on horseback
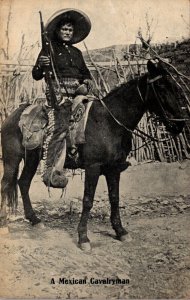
[32,9,93,188]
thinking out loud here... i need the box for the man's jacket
[32,41,91,82]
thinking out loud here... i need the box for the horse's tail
[1,121,21,213]
[1,176,18,212]
[1,145,20,213]
[1,104,29,213]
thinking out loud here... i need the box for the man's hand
[38,55,50,67]
[83,79,99,96]
[75,79,94,96]
[83,79,94,91]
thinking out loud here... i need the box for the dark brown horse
[1,61,185,251]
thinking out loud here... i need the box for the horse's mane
[104,73,147,100]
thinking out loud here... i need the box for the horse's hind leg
[105,169,128,240]
[18,150,41,225]
[78,164,100,250]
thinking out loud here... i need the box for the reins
[99,97,168,143]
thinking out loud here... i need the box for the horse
[0,60,185,251]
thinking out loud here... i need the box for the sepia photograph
[0,0,190,298]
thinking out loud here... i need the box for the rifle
[39,11,60,109]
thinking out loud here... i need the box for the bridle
[137,74,174,139]
[98,74,180,144]
[137,73,188,145]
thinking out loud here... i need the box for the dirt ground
[0,160,190,299]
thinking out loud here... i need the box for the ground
[0,160,190,299]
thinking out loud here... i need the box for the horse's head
[146,60,186,135]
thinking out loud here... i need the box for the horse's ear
[147,60,160,77]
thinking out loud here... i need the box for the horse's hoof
[0,226,9,235]
[31,217,41,226]
[79,242,92,252]
[119,233,132,242]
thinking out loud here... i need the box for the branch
[112,49,122,83]
[5,1,12,60]
[83,42,110,93]
[137,36,190,81]
[124,52,149,60]
[0,48,7,59]
[18,34,25,62]
[125,56,135,79]
[181,14,190,29]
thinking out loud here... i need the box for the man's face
[58,23,74,42]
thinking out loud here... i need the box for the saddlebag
[19,104,48,150]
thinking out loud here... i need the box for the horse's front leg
[78,164,100,251]
[105,169,128,240]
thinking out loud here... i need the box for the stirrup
[68,146,79,160]
[70,146,78,156]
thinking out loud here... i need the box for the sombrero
[45,8,91,44]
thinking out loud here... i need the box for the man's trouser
[42,100,72,189]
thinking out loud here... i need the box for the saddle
[19,96,94,152]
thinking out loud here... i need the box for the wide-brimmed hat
[45,8,91,44]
